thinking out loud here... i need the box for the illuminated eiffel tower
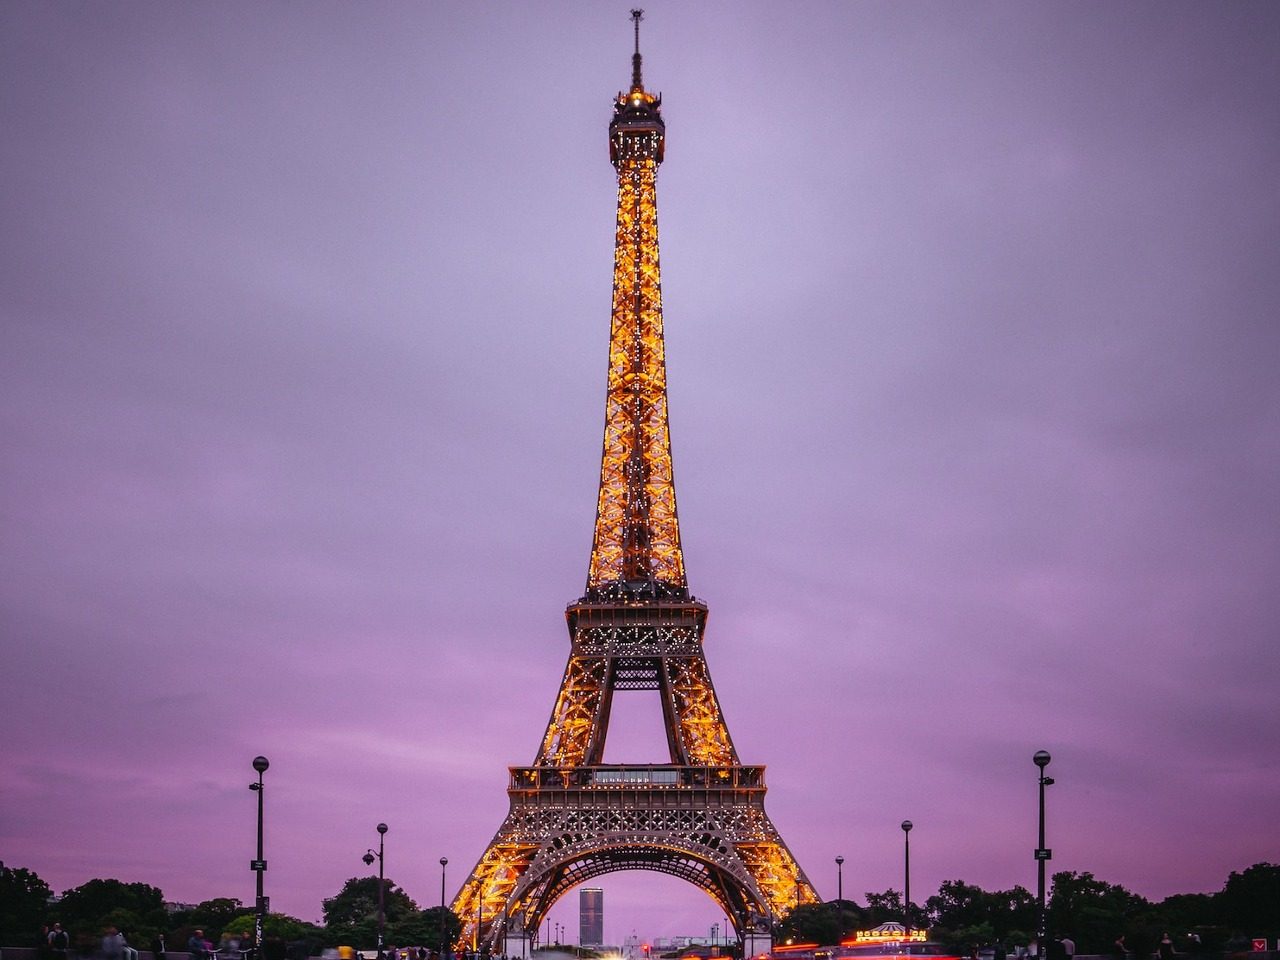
[451,12,817,953]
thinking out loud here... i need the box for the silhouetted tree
[1155,894,1215,929]
[1219,863,1280,939]
[775,902,857,945]
[1047,872,1150,954]
[863,890,905,929]
[830,900,867,940]
[0,863,54,946]
[219,909,324,951]
[927,880,1035,949]
[169,898,245,943]
[54,879,167,946]
[322,877,418,948]
[396,907,460,952]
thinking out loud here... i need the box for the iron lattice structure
[451,13,817,951]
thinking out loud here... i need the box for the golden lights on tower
[447,13,820,952]
[588,12,682,593]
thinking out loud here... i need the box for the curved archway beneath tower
[529,871,743,955]
[497,842,766,950]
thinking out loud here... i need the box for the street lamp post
[440,857,449,959]
[362,824,389,956]
[249,756,269,960]
[835,856,844,905]
[1034,751,1054,960]
[901,821,913,932]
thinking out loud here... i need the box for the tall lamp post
[1034,751,1054,960]
[362,824,389,957]
[249,757,270,960]
[439,857,449,959]
[901,821,913,932]
[835,856,844,905]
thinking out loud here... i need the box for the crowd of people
[1112,933,1203,960]
[38,925,156,960]
[35,924,293,960]
[976,932,1206,960]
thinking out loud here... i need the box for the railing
[508,764,766,790]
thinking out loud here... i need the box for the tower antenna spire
[630,8,644,91]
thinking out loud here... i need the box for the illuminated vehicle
[769,925,962,960]
[837,927,960,960]
[769,943,822,960]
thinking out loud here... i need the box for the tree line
[774,864,1279,955]
[0,866,460,954]
[3,862,1276,955]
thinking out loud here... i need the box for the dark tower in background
[580,888,604,947]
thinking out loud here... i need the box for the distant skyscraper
[580,887,604,946]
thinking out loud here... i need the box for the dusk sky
[3,0,1279,946]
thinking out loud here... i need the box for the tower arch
[511,841,763,939]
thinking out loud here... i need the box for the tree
[1047,872,1150,954]
[221,911,325,943]
[322,877,419,948]
[775,902,858,946]
[863,890,905,929]
[390,908,460,949]
[415,906,462,952]
[1218,863,1280,939]
[926,880,1035,947]
[1154,893,1217,939]
[934,923,997,954]
[54,879,167,944]
[168,899,245,943]
[988,885,1036,943]
[0,863,54,946]
[929,881,991,932]
[830,900,867,940]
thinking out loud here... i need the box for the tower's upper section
[585,10,686,603]
[609,9,665,167]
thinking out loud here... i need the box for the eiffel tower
[451,12,817,953]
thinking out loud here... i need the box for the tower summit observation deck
[450,13,817,954]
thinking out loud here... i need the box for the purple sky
[3,0,1279,946]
